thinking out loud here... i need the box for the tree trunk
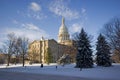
[15,56,17,65]
[22,54,25,67]
[7,55,10,66]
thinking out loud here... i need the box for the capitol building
[28,17,77,63]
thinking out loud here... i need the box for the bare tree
[103,18,120,61]
[1,33,16,66]
[1,33,29,66]
[13,37,22,65]
[18,37,29,67]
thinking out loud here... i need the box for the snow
[0,63,120,80]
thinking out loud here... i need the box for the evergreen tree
[96,34,111,67]
[75,28,93,68]
[45,48,52,64]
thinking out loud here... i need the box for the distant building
[111,50,120,63]
[28,17,77,63]
[0,53,7,64]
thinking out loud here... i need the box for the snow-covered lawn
[0,63,120,80]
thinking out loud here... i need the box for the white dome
[59,24,68,35]
[58,17,70,43]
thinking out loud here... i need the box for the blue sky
[0,0,120,47]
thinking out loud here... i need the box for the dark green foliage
[96,34,111,67]
[45,48,53,64]
[75,28,93,68]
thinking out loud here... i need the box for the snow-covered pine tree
[75,28,93,68]
[96,34,111,67]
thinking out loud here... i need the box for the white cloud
[0,23,49,47]
[69,23,82,34]
[27,12,47,20]
[17,2,46,20]
[13,20,18,24]
[49,0,80,20]
[22,23,40,31]
[69,8,87,35]
[81,8,86,14]
[81,8,87,21]
[27,2,46,20]
[29,2,41,12]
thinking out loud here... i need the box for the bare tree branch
[103,17,120,62]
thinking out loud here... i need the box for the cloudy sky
[0,0,120,47]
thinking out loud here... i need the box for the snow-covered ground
[0,63,120,80]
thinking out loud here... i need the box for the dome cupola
[58,17,70,43]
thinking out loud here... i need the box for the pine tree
[75,28,93,68]
[45,47,52,64]
[96,34,111,67]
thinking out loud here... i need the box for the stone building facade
[28,17,77,63]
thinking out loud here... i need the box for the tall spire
[62,17,65,25]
